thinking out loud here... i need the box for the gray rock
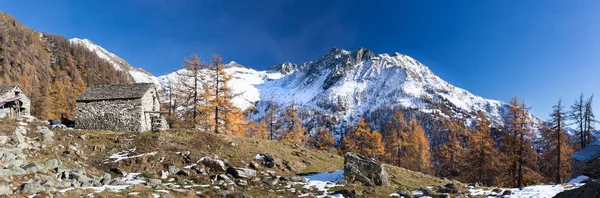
[237,180,248,187]
[0,182,11,195]
[0,136,8,145]
[8,166,26,176]
[438,193,450,198]
[36,126,54,142]
[23,162,46,173]
[44,158,62,172]
[336,179,348,185]
[343,152,389,187]
[249,161,260,170]
[99,173,112,185]
[21,183,45,194]
[227,167,257,179]
[284,175,307,183]
[502,190,512,196]
[168,165,180,174]
[217,174,234,184]
[262,176,280,185]
[397,191,412,198]
[160,170,169,179]
[201,157,227,172]
[333,189,364,198]
[148,178,162,186]
[176,170,189,176]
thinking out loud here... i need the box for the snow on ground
[300,170,345,198]
[469,176,588,198]
[104,148,158,163]
[58,172,146,194]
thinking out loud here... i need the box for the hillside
[0,12,132,120]
[0,118,485,197]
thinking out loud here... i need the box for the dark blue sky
[2,0,600,119]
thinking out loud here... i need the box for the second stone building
[75,83,167,132]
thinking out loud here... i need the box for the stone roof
[76,83,156,102]
[0,84,19,94]
[572,140,600,163]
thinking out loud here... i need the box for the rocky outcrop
[343,152,389,186]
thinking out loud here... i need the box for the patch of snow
[301,170,345,198]
[104,148,158,163]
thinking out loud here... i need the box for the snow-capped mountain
[69,38,160,85]
[158,47,538,128]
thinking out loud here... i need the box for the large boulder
[343,152,389,186]
[227,167,257,179]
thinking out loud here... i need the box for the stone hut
[0,84,30,118]
[571,140,600,179]
[75,83,168,132]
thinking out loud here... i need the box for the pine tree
[571,94,586,149]
[584,95,596,145]
[542,99,574,183]
[204,54,243,134]
[280,101,306,144]
[503,97,543,188]
[383,109,408,167]
[402,117,433,174]
[436,118,465,180]
[49,77,67,120]
[257,120,269,139]
[343,118,385,159]
[265,102,279,140]
[462,112,502,186]
[176,54,206,128]
[310,125,336,151]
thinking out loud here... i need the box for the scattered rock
[343,152,389,186]
[202,157,227,172]
[333,189,364,198]
[218,174,234,184]
[160,170,169,179]
[237,180,248,187]
[265,161,276,168]
[438,193,450,198]
[176,170,189,176]
[21,183,45,194]
[23,162,46,173]
[397,191,412,198]
[44,158,62,171]
[0,136,8,145]
[502,190,512,196]
[99,173,112,185]
[249,161,260,170]
[148,179,162,186]
[227,167,257,179]
[284,175,307,183]
[168,165,180,174]
[336,179,348,185]
[0,182,11,195]
[262,176,280,186]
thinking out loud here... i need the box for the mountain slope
[69,38,160,85]
[158,47,536,131]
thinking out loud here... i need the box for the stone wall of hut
[572,158,600,179]
[75,98,144,132]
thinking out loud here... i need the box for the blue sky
[2,0,599,120]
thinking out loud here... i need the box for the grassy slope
[16,126,457,197]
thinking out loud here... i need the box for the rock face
[343,152,389,186]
